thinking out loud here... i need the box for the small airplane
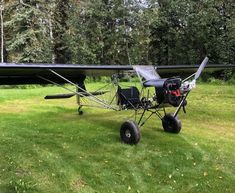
[0,57,234,144]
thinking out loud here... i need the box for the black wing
[0,63,234,85]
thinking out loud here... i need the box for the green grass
[0,83,234,193]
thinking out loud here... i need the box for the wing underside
[0,63,233,85]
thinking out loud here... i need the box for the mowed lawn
[0,83,234,193]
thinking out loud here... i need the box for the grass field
[0,83,234,193]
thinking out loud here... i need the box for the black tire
[162,114,182,133]
[78,110,83,115]
[120,120,140,145]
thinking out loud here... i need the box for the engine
[154,77,187,107]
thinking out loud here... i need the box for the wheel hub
[125,129,131,138]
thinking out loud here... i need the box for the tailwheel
[78,106,83,115]
[78,110,83,115]
[162,114,182,133]
[120,120,140,145]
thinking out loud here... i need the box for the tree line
[1,0,235,66]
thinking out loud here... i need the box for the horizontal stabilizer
[79,91,109,97]
[44,91,109,100]
[45,93,75,99]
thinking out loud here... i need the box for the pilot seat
[117,86,140,108]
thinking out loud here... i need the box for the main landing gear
[162,114,182,134]
[120,121,141,145]
[119,114,182,145]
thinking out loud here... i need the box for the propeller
[195,56,209,80]
[182,57,209,92]
[175,57,209,117]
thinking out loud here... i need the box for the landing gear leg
[76,87,84,115]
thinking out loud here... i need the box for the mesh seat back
[117,86,140,107]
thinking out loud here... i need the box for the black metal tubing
[138,109,147,125]
[136,104,164,127]
[173,91,191,117]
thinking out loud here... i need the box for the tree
[53,0,71,63]
[69,0,154,65]
[149,0,235,65]
[1,0,235,65]
[0,0,4,62]
[4,0,52,62]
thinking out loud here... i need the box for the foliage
[4,0,52,63]
[228,74,235,84]
[53,0,71,63]
[149,0,235,65]
[1,0,235,67]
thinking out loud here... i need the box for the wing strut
[37,70,118,111]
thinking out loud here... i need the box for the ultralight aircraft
[0,57,234,144]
